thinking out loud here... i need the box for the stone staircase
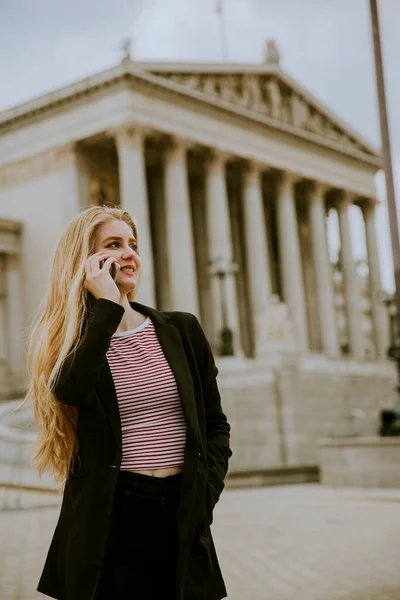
[0,400,59,509]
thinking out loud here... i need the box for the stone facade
[0,48,396,477]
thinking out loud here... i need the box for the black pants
[96,469,183,600]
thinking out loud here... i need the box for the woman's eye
[107,242,137,251]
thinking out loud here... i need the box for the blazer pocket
[201,473,221,531]
[207,465,225,499]
[196,467,225,536]
[201,483,216,532]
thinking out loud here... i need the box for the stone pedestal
[318,436,400,487]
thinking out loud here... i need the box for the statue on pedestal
[120,38,134,63]
[255,294,297,357]
[264,39,281,66]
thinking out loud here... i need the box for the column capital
[163,135,195,162]
[243,160,265,183]
[205,147,233,169]
[0,218,22,256]
[51,141,81,168]
[335,189,355,211]
[167,134,194,151]
[357,196,379,218]
[307,180,329,202]
[111,123,151,150]
[275,170,300,193]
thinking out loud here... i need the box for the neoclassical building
[0,42,395,474]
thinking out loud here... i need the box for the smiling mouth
[120,268,135,274]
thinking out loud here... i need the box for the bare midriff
[127,466,184,478]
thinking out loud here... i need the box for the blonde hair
[22,206,138,486]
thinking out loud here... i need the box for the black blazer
[37,298,232,600]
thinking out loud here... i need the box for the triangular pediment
[139,64,378,160]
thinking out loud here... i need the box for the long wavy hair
[22,206,138,486]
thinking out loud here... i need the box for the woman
[25,205,232,600]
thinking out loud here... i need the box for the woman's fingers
[83,254,119,301]
[98,256,117,274]
[85,255,117,279]
[85,252,109,275]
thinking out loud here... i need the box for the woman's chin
[117,282,139,297]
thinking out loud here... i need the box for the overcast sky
[1,0,399,290]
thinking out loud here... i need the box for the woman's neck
[117,297,147,332]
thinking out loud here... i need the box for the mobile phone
[100,260,120,281]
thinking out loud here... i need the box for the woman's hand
[83,252,120,303]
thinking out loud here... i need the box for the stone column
[276,172,309,353]
[309,182,340,357]
[148,166,170,311]
[56,143,87,225]
[115,125,156,307]
[362,199,390,358]
[204,149,241,354]
[75,154,92,211]
[163,137,200,315]
[242,162,273,356]
[4,253,25,377]
[337,192,365,359]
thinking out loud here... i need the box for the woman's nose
[122,247,135,257]
[121,248,138,262]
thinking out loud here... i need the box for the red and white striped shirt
[106,317,186,470]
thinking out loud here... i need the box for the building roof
[0,56,381,167]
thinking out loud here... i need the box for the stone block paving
[0,484,400,599]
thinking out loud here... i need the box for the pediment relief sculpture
[156,71,371,156]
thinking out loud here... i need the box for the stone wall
[219,355,397,475]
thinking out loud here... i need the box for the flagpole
[216,0,228,62]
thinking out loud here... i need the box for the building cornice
[0,60,382,169]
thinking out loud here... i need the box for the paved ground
[0,483,399,600]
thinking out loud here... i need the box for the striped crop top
[106,317,186,470]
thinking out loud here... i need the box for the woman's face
[94,219,141,296]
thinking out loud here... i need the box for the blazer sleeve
[191,315,233,492]
[52,298,125,407]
